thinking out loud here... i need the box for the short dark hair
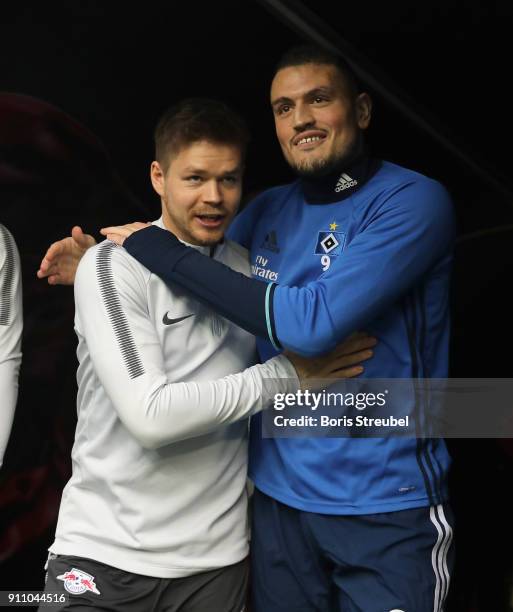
[154,98,250,169]
[274,44,360,96]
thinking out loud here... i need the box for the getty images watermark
[261,379,513,438]
[272,388,410,430]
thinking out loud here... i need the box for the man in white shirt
[0,224,22,470]
[39,98,375,611]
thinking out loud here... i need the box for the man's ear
[355,93,372,130]
[150,161,165,196]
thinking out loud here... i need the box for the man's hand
[285,332,377,390]
[37,226,96,285]
[100,222,151,246]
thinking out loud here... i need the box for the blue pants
[251,489,454,612]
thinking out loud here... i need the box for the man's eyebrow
[182,166,208,174]
[182,165,242,175]
[307,86,335,97]
[271,96,293,108]
[271,87,335,107]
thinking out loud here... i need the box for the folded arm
[115,180,455,356]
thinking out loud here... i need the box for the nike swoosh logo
[162,313,194,325]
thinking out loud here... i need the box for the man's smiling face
[151,140,243,246]
[270,63,371,178]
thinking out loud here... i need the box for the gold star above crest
[329,222,338,230]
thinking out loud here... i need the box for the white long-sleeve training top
[0,224,22,469]
[50,218,297,578]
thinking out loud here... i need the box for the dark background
[1,1,512,609]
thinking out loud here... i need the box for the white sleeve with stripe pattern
[75,242,298,450]
[0,225,23,468]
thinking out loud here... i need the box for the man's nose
[203,180,222,204]
[293,103,315,132]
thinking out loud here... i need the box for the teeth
[297,136,322,146]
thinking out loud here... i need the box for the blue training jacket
[227,159,455,514]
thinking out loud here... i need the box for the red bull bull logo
[57,568,101,595]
